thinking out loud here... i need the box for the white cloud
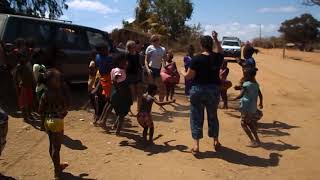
[257,6,298,13]
[204,22,279,41]
[67,0,118,14]
[124,17,135,23]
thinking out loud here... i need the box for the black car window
[86,30,108,48]
[17,19,53,46]
[56,26,88,50]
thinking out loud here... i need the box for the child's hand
[259,103,263,109]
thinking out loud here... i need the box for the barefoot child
[39,69,69,180]
[15,48,35,122]
[161,50,180,101]
[234,68,263,146]
[137,84,175,145]
[220,60,232,109]
[96,43,114,128]
[110,53,133,135]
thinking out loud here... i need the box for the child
[161,50,180,101]
[0,107,8,156]
[220,60,232,109]
[235,44,259,90]
[15,48,35,122]
[33,50,47,103]
[38,69,69,180]
[234,68,263,147]
[95,43,114,128]
[137,84,175,145]
[110,53,133,135]
[183,45,194,96]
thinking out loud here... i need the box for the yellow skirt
[45,118,64,133]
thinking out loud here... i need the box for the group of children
[88,41,176,142]
[0,37,265,179]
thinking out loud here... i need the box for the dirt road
[1,49,320,180]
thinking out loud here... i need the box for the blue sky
[62,0,320,41]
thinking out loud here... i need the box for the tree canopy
[0,0,68,19]
[279,13,320,50]
[303,0,320,6]
[124,0,194,39]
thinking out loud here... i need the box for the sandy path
[1,49,320,180]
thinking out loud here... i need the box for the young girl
[234,68,263,147]
[15,48,35,122]
[38,69,69,180]
[220,60,232,109]
[183,45,194,96]
[161,50,180,101]
[137,84,175,145]
[110,53,133,135]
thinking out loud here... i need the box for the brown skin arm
[258,90,263,109]
[145,53,151,74]
[181,68,196,80]
[212,31,223,54]
[154,98,176,106]
[234,88,245,100]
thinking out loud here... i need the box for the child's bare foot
[248,141,260,148]
[60,162,69,171]
[191,147,199,156]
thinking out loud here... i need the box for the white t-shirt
[145,45,166,69]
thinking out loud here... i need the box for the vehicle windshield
[223,41,240,46]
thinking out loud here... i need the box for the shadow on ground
[195,146,282,167]
[63,135,88,150]
[61,172,96,180]
[119,131,188,156]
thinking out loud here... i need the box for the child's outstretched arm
[234,89,245,100]
[258,90,263,109]
[154,98,176,106]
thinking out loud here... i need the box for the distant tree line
[254,13,320,51]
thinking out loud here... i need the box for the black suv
[0,13,112,83]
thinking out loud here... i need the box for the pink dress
[160,62,180,85]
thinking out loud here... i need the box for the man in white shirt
[145,35,166,102]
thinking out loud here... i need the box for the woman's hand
[212,31,218,40]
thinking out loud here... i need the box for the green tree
[303,0,320,6]
[0,0,68,19]
[150,0,193,39]
[279,13,320,51]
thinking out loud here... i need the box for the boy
[234,68,263,147]
[39,69,69,180]
[137,84,175,145]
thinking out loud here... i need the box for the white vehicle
[222,37,241,58]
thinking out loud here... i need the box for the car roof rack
[3,13,72,24]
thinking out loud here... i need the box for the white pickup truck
[221,37,241,59]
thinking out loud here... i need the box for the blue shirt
[95,54,113,75]
[240,81,260,113]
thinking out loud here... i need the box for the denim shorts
[150,67,161,79]
[189,84,221,139]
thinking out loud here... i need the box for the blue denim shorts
[150,67,161,79]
